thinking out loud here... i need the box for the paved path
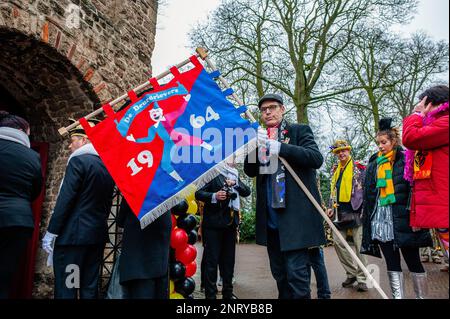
[192,243,448,299]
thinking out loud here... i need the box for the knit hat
[329,139,352,154]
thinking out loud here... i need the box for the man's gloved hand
[267,139,281,156]
[42,231,58,254]
[257,128,268,147]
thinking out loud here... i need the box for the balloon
[171,214,176,230]
[187,230,198,245]
[169,262,186,281]
[180,184,197,202]
[170,292,184,299]
[185,260,197,277]
[169,280,175,294]
[175,244,197,266]
[187,200,198,214]
[175,277,196,297]
[177,215,197,233]
[171,200,188,217]
[170,228,188,250]
[186,294,194,299]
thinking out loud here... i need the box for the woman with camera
[195,160,251,299]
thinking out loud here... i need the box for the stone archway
[1,0,159,298]
[0,27,101,297]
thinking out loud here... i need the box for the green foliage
[239,209,256,243]
[319,171,331,207]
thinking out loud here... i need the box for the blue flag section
[138,65,259,225]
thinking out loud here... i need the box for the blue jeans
[308,247,331,299]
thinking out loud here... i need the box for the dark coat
[362,147,432,257]
[0,139,42,229]
[47,154,115,245]
[196,174,251,229]
[117,200,171,283]
[244,123,326,252]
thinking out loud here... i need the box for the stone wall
[0,0,159,298]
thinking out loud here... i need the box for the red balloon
[170,228,188,250]
[175,244,197,265]
[171,214,176,231]
[185,261,197,277]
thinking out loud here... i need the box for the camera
[222,182,238,200]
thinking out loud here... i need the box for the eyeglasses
[260,104,280,114]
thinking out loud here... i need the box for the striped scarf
[376,150,396,206]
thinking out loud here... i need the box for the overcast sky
[151,0,449,75]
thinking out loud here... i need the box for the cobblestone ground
[192,243,449,299]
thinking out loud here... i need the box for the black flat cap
[258,93,283,108]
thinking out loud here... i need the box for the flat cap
[258,93,283,108]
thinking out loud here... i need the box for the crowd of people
[0,85,448,299]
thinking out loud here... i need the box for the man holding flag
[244,93,328,299]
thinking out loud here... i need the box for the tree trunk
[295,94,310,124]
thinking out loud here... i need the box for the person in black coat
[0,112,42,298]
[196,161,251,299]
[117,199,172,299]
[361,118,431,299]
[42,120,115,299]
[244,94,327,299]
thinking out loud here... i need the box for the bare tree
[332,26,406,133]
[332,28,448,140]
[387,32,449,118]
[190,0,418,123]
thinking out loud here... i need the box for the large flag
[80,55,258,228]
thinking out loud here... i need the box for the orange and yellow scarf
[376,150,396,206]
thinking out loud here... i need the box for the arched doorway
[0,28,102,298]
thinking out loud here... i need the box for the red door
[9,142,49,298]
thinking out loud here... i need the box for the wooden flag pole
[197,47,389,299]
[58,54,201,136]
[195,48,257,123]
[58,48,256,136]
[280,157,389,299]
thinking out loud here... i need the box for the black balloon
[175,277,196,297]
[169,262,186,281]
[187,230,198,245]
[169,247,176,262]
[171,201,188,217]
[177,215,197,232]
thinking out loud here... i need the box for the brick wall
[0,0,159,298]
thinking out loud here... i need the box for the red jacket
[402,110,449,228]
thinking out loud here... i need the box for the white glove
[267,139,281,156]
[257,128,268,147]
[42,231,58,254]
